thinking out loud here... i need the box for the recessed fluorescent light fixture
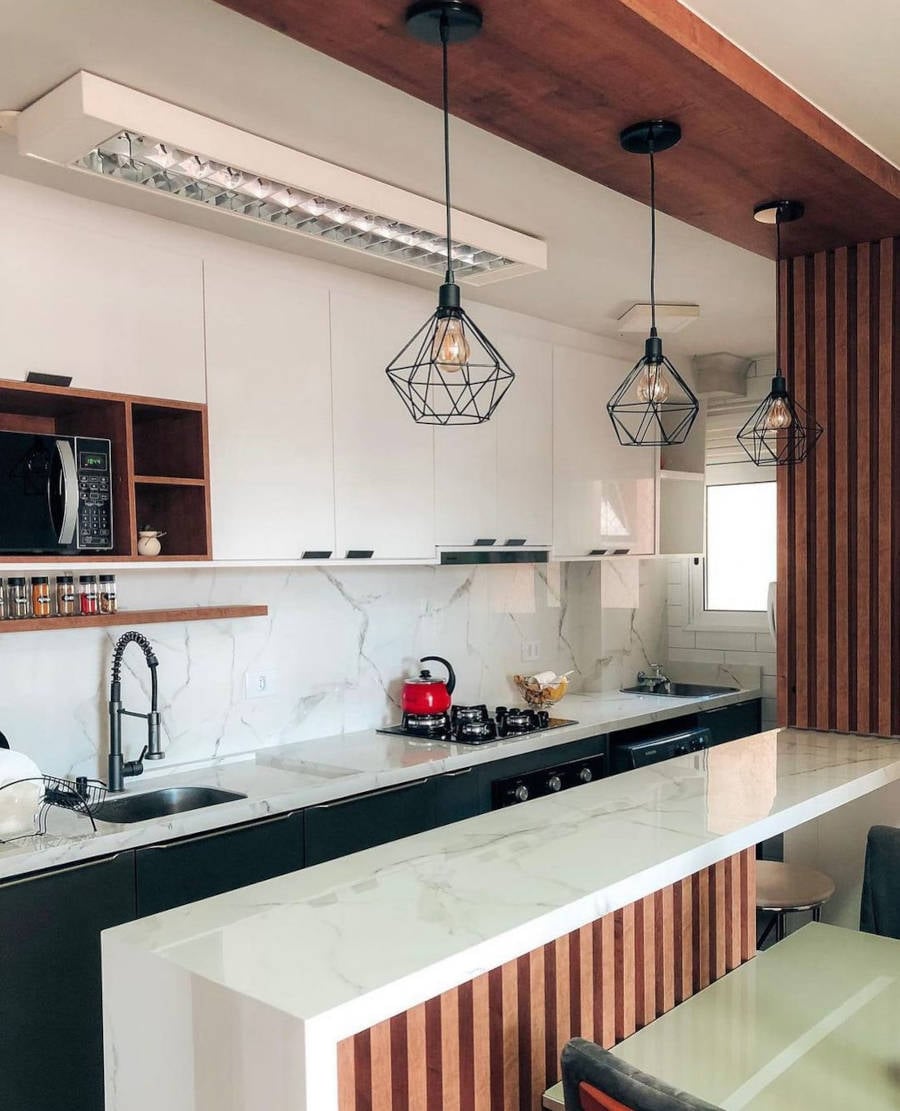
[617,302,700,334]
[15,72,547,286]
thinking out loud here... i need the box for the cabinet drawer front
[305,778,433,866]
[701,699,762,744]
[135,812,303,917]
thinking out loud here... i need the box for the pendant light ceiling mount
[753,199,805,225]
[387,0,515,426]
[405,0,483,44]
[607,118,699,448]
[619,120,682,156]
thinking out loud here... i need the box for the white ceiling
[684,0,900,169]
[2,0,861,358]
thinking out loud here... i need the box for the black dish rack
[0,775,108,842]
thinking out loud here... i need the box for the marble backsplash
[0,560,667,778]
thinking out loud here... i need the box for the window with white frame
[688,375,777,629]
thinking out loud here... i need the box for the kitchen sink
[620,682,738,698]
[91,786,247,824]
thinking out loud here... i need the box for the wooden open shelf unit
[0,605,268,634]
[0,379,212,561]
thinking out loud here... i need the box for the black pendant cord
[649,142,657,335]
[774,215,782,373]
[440,14,454,287]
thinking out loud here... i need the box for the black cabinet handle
[474,538,496,546]
[302,550,333,559]
[442,767,475,778]
[346,549,374,559]
[136,810,299,850]
[308,778,429,811]
[0,851,128,889]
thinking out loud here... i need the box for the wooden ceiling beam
[218,0,899,257]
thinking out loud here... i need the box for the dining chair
[561,1038,723,1111]
[859,824,900,940]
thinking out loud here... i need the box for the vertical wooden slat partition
[778,236,899,735]
[337,849,756,1111]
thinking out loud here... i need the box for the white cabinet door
[205,262,334,560]
[552,345,656,558]
[331,289,435,560]
[434,331,553,547]
[495,332,553,545]
[0,212,205,402]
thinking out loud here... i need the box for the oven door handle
[55,439,78,546]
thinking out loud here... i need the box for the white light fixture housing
[617,302,700,335]
[15,72,547,286]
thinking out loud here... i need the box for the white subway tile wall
[666,557,777,728]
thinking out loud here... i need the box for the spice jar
[8,577,29,619]
[0,579,7,621]
[99,574,117,615]
[31,576,51,618]
[78,575,99,616]
[56,575,76,617]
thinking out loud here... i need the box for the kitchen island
[102,728,900,1111]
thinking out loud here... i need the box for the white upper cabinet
[434,329,553,546]
[0,212,205,402]
[205,262,335,560]
[552,344,656,558]
[330,289,435,560]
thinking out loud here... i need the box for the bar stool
[756,859,835,946]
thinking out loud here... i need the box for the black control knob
[537,710,550,729]
[578,767,593,784]
[511,783,529,803]
[546,774,563,793]
[674,743,688,756]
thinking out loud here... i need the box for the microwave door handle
[55,439,78,545]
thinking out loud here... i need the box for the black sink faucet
[107,631,165,793]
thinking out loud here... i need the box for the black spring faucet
[107,631,164,793]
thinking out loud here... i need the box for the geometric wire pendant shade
[386,288,515,425]
[608,119,699,447]
[386,0,515,425]
[607,334,699,446]
[737,200,823,467]
[736,373,823,465]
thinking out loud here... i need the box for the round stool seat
[756,860,835,911]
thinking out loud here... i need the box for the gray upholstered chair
[561,1038,723,1111]
[860,825,900,940]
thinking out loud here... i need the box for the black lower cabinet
[0,852,136,1111]
[700,699,762,746]
[135,810,305,917]
[305,771,481,866]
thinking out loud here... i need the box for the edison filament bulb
[431,315,470,371]
[765,397,793,430]
[636,362,670,403]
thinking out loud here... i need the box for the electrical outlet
[521,640,541,663]
[244,670,276,699]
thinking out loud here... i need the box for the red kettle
[401,656,456,716]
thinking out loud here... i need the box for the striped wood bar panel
[337,848,756,1111]
[777,237,899,734]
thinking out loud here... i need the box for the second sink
[92,786,247,825]
[620,682,738,698]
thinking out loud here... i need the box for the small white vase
[137,531,164,557]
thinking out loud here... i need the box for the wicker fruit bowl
[513,672,571,709]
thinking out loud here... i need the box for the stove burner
[456,718,497,742]
[451,704,489,726]
[402,711,450,734]
[496,706,551,735]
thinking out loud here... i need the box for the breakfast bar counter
[101,729,900,1111]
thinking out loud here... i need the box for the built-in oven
[0,431,113,554]
[611,726,712,774]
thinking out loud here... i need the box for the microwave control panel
[75,437,113,551]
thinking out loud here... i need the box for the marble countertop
[0,684,760,882]
[104,728,900,1056]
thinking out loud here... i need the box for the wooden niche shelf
[0,379,212,561]
[0,605,268,634]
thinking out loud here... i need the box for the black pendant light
[608,121,699,447]
[736,201,823,466]
[386,1,514,425]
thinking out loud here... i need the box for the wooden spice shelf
[133,475,207,487]
[0,605,268,633]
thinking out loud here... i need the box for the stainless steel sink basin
[92,786,247,824]
[620,682,737,698]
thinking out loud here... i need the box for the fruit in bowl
[513,671,572,708]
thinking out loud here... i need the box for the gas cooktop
[377,704,577,746]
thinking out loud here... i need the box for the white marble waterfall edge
[102,729,900,1111]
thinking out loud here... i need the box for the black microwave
[0,431,113,554]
